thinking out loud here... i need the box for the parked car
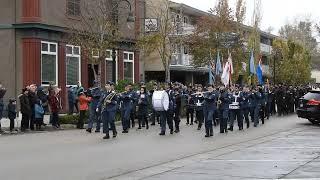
[297,90,320,124]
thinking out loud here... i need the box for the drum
[152,91,169,111]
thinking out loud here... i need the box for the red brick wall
[22,38,41,87]
[21,0,41,22]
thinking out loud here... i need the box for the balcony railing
[170,23,195,36]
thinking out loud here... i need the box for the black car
[297,90,320,124]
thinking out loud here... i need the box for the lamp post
[111,0,135,84]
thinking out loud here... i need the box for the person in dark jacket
[19,88,31,132]
[0,83,6,133]
[67,86,75,115]
[7,99,17,132]
[48,88,61,128]
[35,99,45,131]
[28,84,38,130]
[137,87,149,130]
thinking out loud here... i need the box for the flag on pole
[221,61,230,86]
[215,52,222,76]
[227,52,233,85]
[208,52,215,84]
[249,51,256,75]
[256,57,264,85]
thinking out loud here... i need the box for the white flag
[221,62,230,86]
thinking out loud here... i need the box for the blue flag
[215,52,222,76]
[256,59,264,85]
[249,51,256,75]
[208,61,215,84]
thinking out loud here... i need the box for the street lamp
[111,0,135,84]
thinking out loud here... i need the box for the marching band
[83,81,311,139]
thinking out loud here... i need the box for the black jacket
[20,94,31,116]
[8,103,17,119]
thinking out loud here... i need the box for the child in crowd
[8,99,17,132]
[35,99,45,131]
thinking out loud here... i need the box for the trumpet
[217,93,222,108]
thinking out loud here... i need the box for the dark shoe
[151,123,155,126]
[190,123,194,125]
[205,128,210,137]
[228,126,233,131]
[170,129,174,134]
[124,130,129,133]
[247,124,250,129]
[146,125,149,130]
[138,127,142,129]
[95,130,100,133]
[159,132,165,136]
[210,128,213,136]
[205,134,210,137]
[174,129,180,133]
[197,127,201,130]
[103,135,110,139]
[113,131,117,138]
[220,131,225,133]
[186,122,189,125]
[86,129,92,133]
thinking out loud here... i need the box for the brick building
[0,0,145,110]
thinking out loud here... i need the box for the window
[41,41,58,86]
[183,16,188,24]
[184,46,189,54]
[106,50,118,82]
[123,51,134,83]
[66,45,81,86]
[67,0,81,16]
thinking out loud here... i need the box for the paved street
[0,115,319,180]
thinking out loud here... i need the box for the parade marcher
[251,87,262,127]
[86,81,101,133]
[193,85,205,131]
[20,88,31,132]
[229,86,244,131]
[119,83,134,133]
[137,86,149,130]
[185,85,195,125]
[203,84,218,137]
[159,83,174,136]
[67,86,75,115]
[8,99,17,132]
[173,85,182,133]
[242,86,251,128]
[218,86,230,133]
[266,85,274,119]
[78,91,91,129]
[259,86,267,125]
[0,83,6,133]
[129,84,138,128]
[97,81,118,139]
[150,83,160,125]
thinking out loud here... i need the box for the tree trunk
[165,58,170,82]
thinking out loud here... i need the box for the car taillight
[307,99,320,106]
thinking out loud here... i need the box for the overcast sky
[171,0,319,35]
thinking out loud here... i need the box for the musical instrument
[229,93,240,110]
[152,91,169,111]
[102,91,117,111]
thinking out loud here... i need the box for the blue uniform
[119,91,134,132]
[192,93,205,130]
[229,92,244,131]
[97,91,118,135]
[249,91,262,127]
[88,87,102,131]
[241,92,251,128]
[203,91,218,136]
[219,91,231,133]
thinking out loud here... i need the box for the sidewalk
[0,113,51,128]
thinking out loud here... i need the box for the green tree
[187,0,247,83]
[272,39,311,85]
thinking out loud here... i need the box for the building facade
[143,0,276,85]
[0,0,145,110]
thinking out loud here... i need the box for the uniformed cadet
[119,84,134,133]
[242,86,251,128]
[193,85,205,131]
[97,81,118,139]
[86,80,102,133]
[203,84,218,137]
[185,85,195,125]
[251,87,262,127]
[258,86,267,125]
[218,86,230,133]
[129,84,138,128]
[137,86,149,130]
[229,86,244,131]
[173,86,182,133]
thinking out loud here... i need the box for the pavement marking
[250,147,320,149]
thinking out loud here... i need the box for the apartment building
[0,0,145,109]
[144,0,276,85]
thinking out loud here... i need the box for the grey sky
[171,0,319,35]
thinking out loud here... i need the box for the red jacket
[48,95,60,113]
[79,95,91,111]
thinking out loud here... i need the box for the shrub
[59,114,79,125]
